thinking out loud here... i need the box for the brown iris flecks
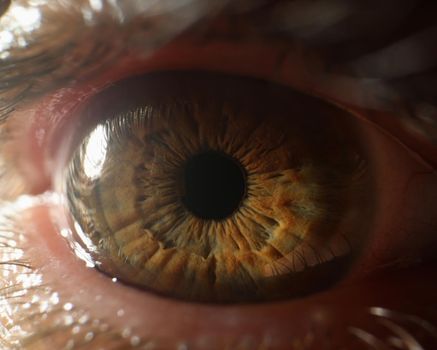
[65,72,374,303]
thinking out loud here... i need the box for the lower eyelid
[12,204,437,349]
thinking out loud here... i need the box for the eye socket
[0,2,436,348]
[1,28,437,350]
[18,65,434,349]
[56,71,379,303]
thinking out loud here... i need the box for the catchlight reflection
[83,124,108,180]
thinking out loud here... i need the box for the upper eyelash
[0,0,435,201]
[0,2,435,169]
[0,0,435,124]
[0,2,435,348]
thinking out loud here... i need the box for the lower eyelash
[0,196,118,350]
[2,194,437,350]
[0,195,275,350]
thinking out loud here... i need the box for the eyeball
[58,71,375,303]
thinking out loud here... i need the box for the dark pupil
[182,151,246,220]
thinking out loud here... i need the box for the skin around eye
[1,37,436,349]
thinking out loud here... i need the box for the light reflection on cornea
[48,191,99,268]
[82,124,108,180]
[71,225,97,268]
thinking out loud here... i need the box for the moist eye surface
[63,71,375,303]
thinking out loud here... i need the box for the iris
[63,72,374,303]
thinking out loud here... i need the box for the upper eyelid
[0,1,436,142]
[0,0,224,121]
[0,2,144,121]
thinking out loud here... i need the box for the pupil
[182,151,246,220]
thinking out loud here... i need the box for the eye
[7,52,437,347]
[1,2,437,349]
[56,71,375,303]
